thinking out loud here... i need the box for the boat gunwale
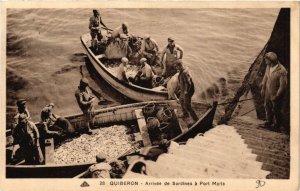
[6,100,212,170]
[171,101,217,142]
[80,33,168,96]
[6,162,95,168]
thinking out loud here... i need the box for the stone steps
[229,117,290,179]
[125,124,271,178]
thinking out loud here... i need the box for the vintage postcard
[0,1,299,191]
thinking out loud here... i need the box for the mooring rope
[240,107,257,116]
[216,98,254,106]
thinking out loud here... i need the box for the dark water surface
[6,8,279,121]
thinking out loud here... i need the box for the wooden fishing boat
[6,101,217,178]
[80,33,169,101]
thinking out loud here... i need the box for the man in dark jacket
[175,60,198,124]
[75,78,95,134]
[11,114,44,164]
[261,52,288,130]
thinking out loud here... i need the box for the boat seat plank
[134,133,143,142]
[174,109,188,133]
[95,54,105,59]
[45,138,55,165]
[135,109,152,147]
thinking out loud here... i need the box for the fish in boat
[81,31,169,102]
[6,101,217,178]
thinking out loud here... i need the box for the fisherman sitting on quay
[160,37,184,79]
[89,9,108,51]
[11,114,44,165]
[75,78,96,135]
[129,58,154,88]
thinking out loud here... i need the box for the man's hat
[47,103,55,107]
[88,163,111,174]
[140,58,147,64]
[80,78,89,86]
[121,57,128,64]
[168,37,174,42]
[96,153,107,163]
[93,9,100,15]
[264,52,278,63]
[16,99,26,107]
[144,35,150,40]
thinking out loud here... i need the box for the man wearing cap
[40,103,61,137]
[261,52,288,130]
[82,153,111,178]
[140,35,159,65]
[41,103,57,125]
[14,99,31,126]
[89,9,107,50]
[160,37,184,78]
[40,103,75,137]
[116,57,129,82]
[175,60,198,124]
[75,78,95,134]
[11,114,44,164]
[134,58,154,88]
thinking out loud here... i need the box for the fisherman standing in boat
[160,37,184,78]
[11,114,44,164]
[40,103,75,137]
[116,57,129,82]
[40,103,61,137]
[261,52,288,131]
[89,9,108,51]
[75,78,96,134]
[140,35,160,66]
[175,60,198,124]
[14,99,31,126]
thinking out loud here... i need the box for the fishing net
[105,40,132,59]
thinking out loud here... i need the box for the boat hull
[6,101,217,178]
[80,33,169,102]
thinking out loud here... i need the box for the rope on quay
[216,98,254,106]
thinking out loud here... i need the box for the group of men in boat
[89,9,197,123]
